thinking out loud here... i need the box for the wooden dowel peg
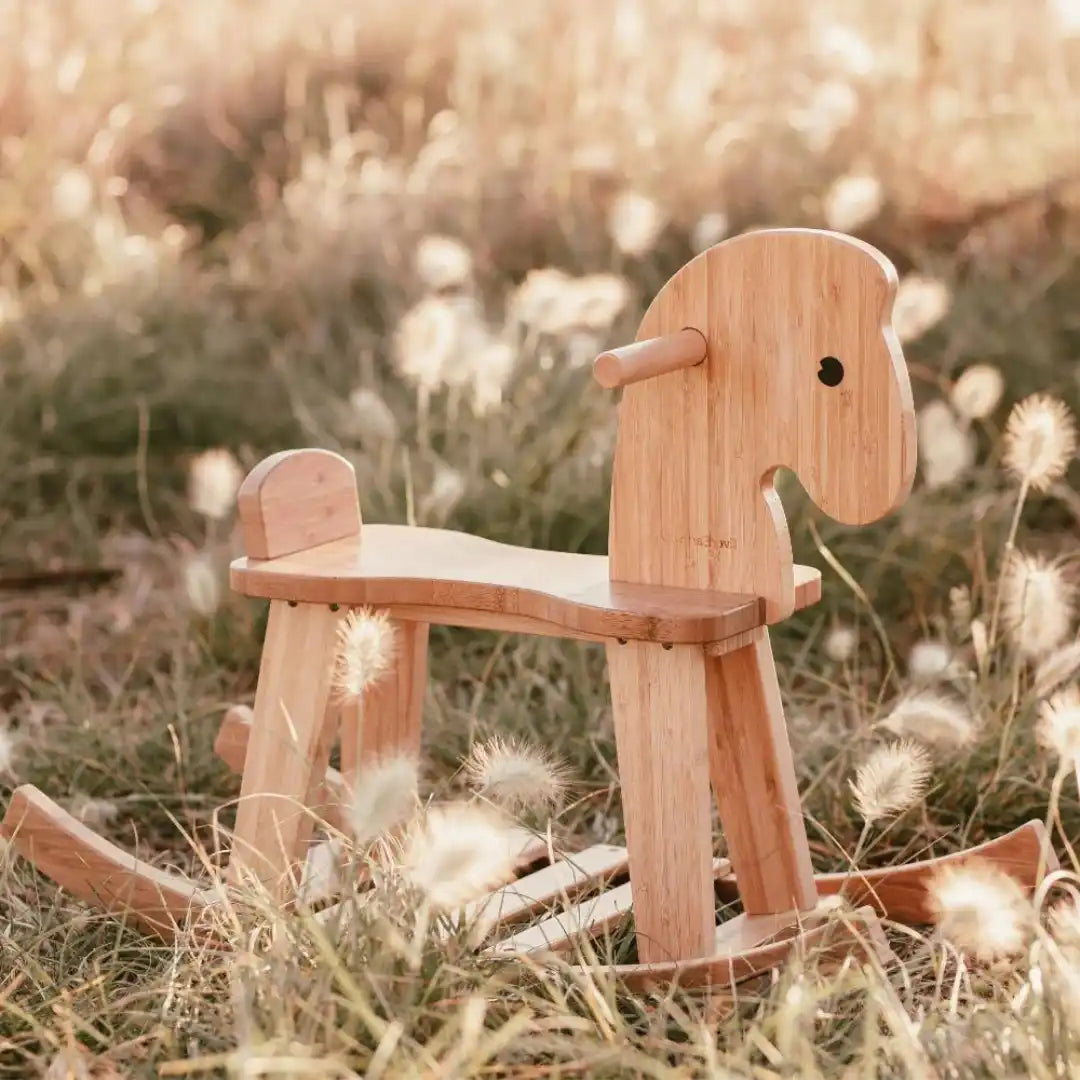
[593,328,707,389]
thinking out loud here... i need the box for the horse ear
[593,328,706,389]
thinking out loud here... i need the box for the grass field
[5,0,1080,1076]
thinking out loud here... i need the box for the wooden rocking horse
[2,229,1055,992]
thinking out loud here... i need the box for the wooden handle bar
[593,328,707,389]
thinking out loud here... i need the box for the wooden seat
[230,524,822,646]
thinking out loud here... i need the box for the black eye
[817,356,844,387]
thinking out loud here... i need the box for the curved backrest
[237,448,361,560]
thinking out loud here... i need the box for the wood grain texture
[217,704,552,872]
[607,641,717,964]
[314,831,557,929]
[606,904,893,993]
[467,844,630,931]
[715,820,1056,924]
[214,704,255,774]
[593,328,706,389]
[226,601,342,899]
[705,631,818,916]
[606,229,916,622]
[487,858,731,956]
[232,526,820,644]
[339,619,428,787]
[237,448,361,561]
[216,705,350,834]
[0,786,214,940]
[703,626,765,658]
[487,902,893,994]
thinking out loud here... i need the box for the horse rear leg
[338,618,429,789]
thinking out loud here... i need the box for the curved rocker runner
[1,229,1057,990]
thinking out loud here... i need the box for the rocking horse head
[595,228,917,623]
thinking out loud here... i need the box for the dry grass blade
[3,0,1080,1074]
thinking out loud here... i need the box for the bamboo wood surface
[226,601,341,899]
[0,786,214,941]
[216,705,350,834]
[231,526,822,643]
[339,619,428,788]
[466,844,630,930]
[593,328,706,389]
[715,820,1057,923]
[592,904,893,993]
[607,641,718,964]
[704,631,818,916]
[486,858,731,957]
[237,448,361,561]
[606,229,916,623]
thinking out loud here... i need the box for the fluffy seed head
[187,448,244,520]
[1052,0,1080,34]
[815,22,876,77]
[70,795,119,829]
[400,803,519,909]
[893,275,951,344]
[347,387,398,443]
[52,167,95,220]
[929,860,1033,961]
[850,740,932,823]
[1000,553,1075,660]
[349,755,420,846]
[469,339,517,416]
[414,298,516,409]
[394,295,489,394]
[571,274,631,332]
[1034,641,1080,699]
[608,189,666,257]
[1002,393,1077,492]
[506,270,629,339]
[182,553,221,617]
[333,609,396,701]
[790,80,859,153]
[463,736,570,812]
[690,211,730,253]
[418,461,467,522]
[949,585,972,633]
[508,268,575,335]
[950,364,1005,421]
[0,726,17,776]
[907,639,953,682]
[394,296,455,392]
[1049,898,1080,946]
[917,399,976,489]
[299,838,343,903]
[970,618,990,673]
[879,691,976,750]
[1038,687,1080,766]
[824,625,857,662]
[822,173,883,233]
[415,234,473,293]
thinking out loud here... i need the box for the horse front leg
[704,629,818,916]
[606,640,718,965]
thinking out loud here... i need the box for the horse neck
[606,361,796,620]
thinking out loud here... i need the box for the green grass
[6,0,1080,1075]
